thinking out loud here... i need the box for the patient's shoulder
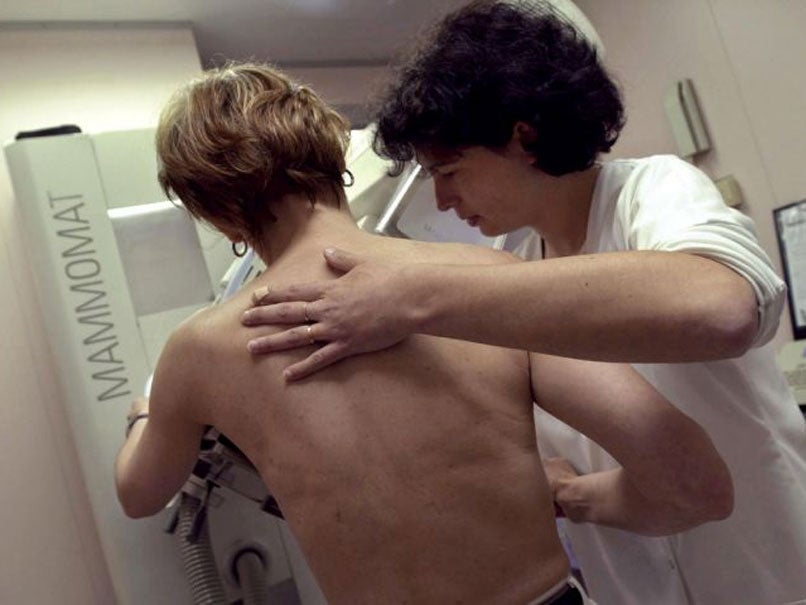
[152,308,222,405]
[146,318,202,414]
[160,305,223,370]
[404,239,522,267]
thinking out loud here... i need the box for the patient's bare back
[181,235,568,604]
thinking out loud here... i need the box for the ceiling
[0,0,469,68]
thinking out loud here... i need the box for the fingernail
[252,286,269,304]
[247,340,258,353]
[242,310,254,324]
[323,247,336,257]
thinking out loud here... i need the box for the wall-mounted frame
[773,199,806,340]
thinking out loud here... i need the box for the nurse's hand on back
[243,248,410,380]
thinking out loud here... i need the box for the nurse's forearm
[409,250,757,362]
[554,468,722,536]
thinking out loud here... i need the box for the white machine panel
[4,129,307,604]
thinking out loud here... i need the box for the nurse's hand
[242,248,416,381]
[543,457,580,519]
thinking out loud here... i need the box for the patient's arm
[115,331,205,518]
[530,353,734,536]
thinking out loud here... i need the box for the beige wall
[0,25,201,603]
[576,0,806,352]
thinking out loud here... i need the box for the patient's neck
[251,191,364,267]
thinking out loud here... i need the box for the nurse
[242,1,806,604]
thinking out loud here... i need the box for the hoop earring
[232,241,248,257]
[343,169,355,187]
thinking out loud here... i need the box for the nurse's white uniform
[524,155,806,605]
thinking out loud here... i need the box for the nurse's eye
[416,164,434,180]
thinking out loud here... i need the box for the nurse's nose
[433,181,455,212]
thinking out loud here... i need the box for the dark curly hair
[373,0,625,176]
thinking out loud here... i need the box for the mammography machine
[4,125,530,604]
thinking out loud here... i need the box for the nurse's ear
[510,121,539,166]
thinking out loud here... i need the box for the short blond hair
[156,62,350,240]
